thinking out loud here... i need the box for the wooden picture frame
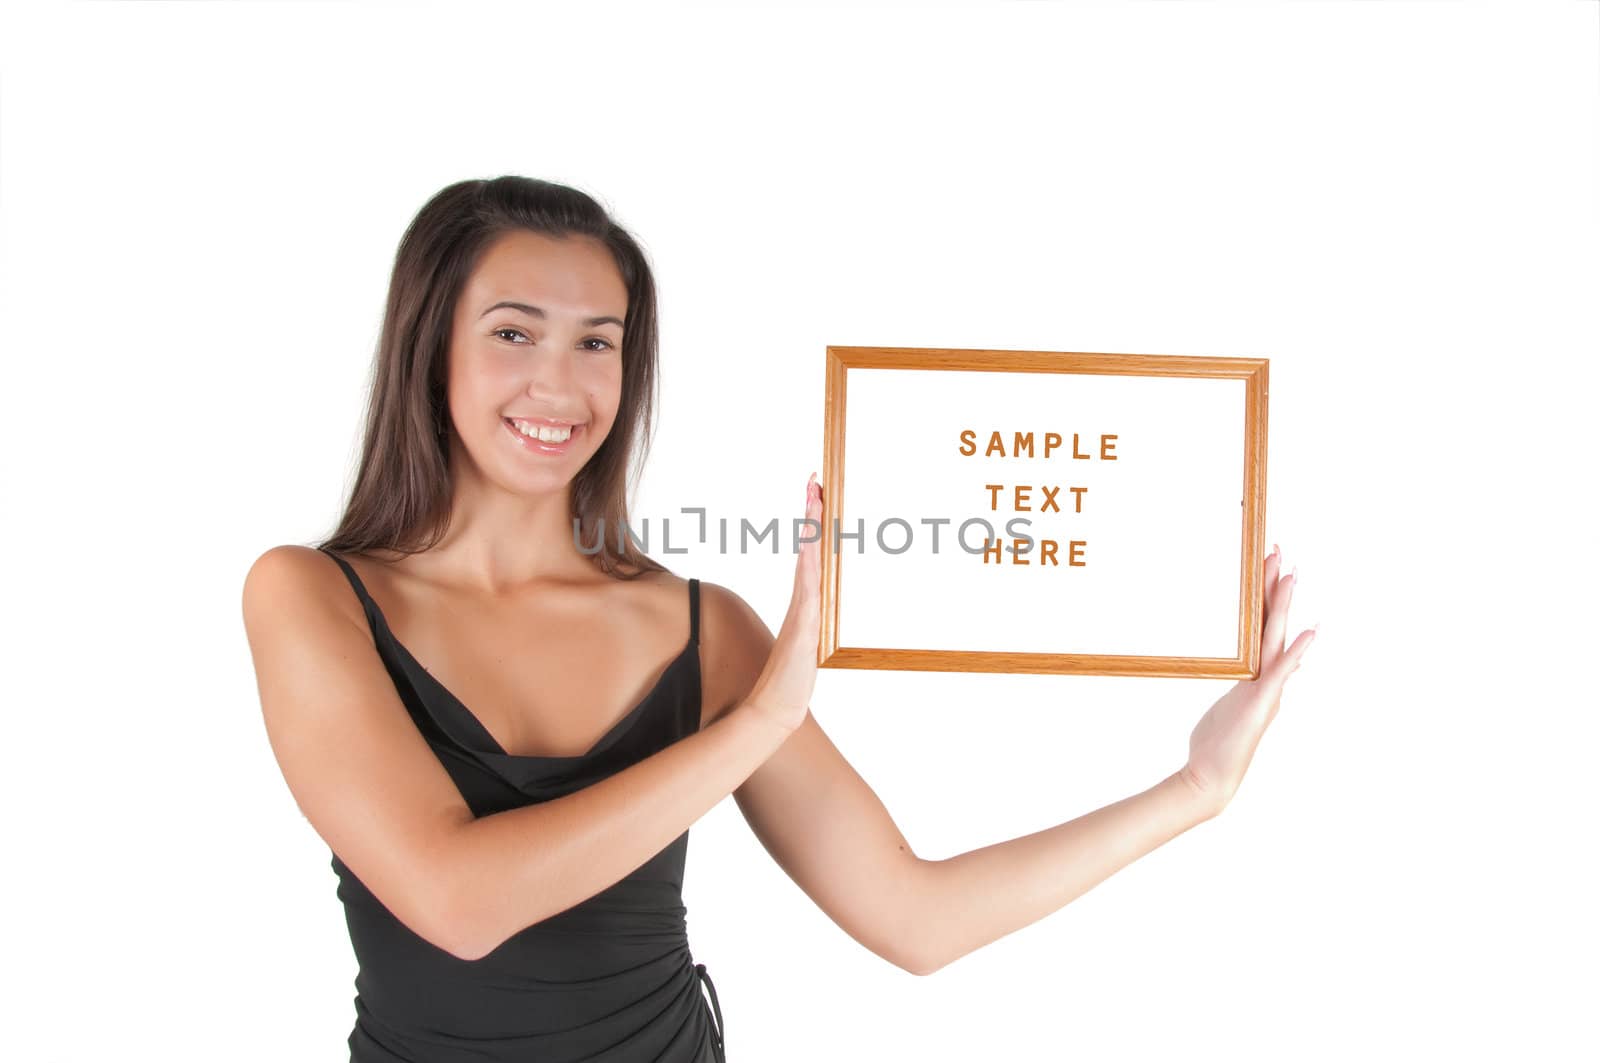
[816,346,1270,679]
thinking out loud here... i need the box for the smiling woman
[440,230,630,506]
[239,176,834,1063]
[241,174,1315,1063]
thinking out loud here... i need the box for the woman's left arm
[706,588,1201,977]
[730,709,1209,977]
[905,544,1316,973]
[707,546,1315,977]
[906,770,1210,975]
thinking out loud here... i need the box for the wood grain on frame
[816,346,1270,679]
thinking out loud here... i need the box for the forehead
[463,229,628,317]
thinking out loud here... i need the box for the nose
[524,344,580,401]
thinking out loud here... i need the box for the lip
[504,417,582,455]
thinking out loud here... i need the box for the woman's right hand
[744,472,825,734]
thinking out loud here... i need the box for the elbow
[448,940,491,964]
[418,818,521,962]
[891,858,948,977]
[365,881,486,962]
[436,889,492,963]
[424,865,496,963]
[433,869,553,963]
[898,942,946,977]
[442,924,489,964]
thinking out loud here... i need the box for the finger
[1261,544,1280,629]
[805,475,824,591]
[1263,563,1293,664]
[1266,625,1317,685]
[795,473,821,595]
[1278,566,1295,658]
[1285,626,1316,677]
[804,473,820,553]
[792,474,811,587]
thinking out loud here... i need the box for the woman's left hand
[1178,544,1317,817]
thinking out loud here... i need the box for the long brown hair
[316,176,666,579]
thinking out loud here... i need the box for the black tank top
[318,549,725,1063]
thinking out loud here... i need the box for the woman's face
[445,229,627,495]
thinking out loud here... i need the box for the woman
[242,176,1316,1062]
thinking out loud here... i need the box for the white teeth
[511,420,573,443]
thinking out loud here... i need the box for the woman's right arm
[242,544,803,962]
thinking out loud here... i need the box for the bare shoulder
[241,543,365,635]
[696,579,776,725]
[240,541,480,956]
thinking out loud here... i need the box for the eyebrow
[478,300,624,330]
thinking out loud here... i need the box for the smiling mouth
[505,418,582,447]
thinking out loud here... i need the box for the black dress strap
[319,547,377,614]
[688,577,700,646]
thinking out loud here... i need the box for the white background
[3,2,1596,1060]
[837,366,1246,657]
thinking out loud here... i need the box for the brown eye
[493,327,530,344]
